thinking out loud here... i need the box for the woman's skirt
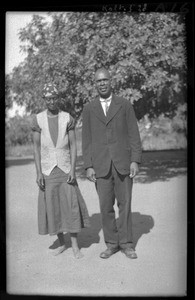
[38,167,90,235]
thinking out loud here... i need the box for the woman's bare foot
[70,233,83,258]
[52,245,66,256]
[72,247,84,259]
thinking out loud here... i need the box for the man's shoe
[121,247,137,259]
[100,247,119,259]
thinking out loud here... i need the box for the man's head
[95,68,112,98]
[42,83,59,111]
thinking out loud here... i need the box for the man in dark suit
[82,68,142,259]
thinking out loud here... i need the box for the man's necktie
[105,99,109,115]
[100,96,112,115]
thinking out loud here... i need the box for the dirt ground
[5,154,187,296]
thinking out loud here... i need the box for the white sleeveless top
[36,110,71,175]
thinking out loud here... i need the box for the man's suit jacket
[82,94,142,178]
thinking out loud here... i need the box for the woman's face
[44,96,59,111]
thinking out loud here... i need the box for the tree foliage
[6,12,187,120]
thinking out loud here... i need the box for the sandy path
[5,161,187,296]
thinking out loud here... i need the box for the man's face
[95,71,112,98]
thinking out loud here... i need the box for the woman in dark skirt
[31,83,90,258]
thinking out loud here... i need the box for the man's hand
[86,168,96,182]
[67,169,76,184]
[130,162,139,178]
[36,173,45,191]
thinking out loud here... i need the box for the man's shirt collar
[100,94,112,102]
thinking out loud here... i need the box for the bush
[6,144,34,157]
[5,114,33,147]
[139,104,187,150]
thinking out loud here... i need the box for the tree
[6,12,187,120]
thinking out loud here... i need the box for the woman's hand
[36,173,45,191]
[67,169,76,184]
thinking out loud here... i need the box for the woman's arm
[67,128,77,183]
[33,131,45,190]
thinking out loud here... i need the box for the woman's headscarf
[42,83,59,98]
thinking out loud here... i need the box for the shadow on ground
[49,213,101,250]
[49,211,154,250]
[131,212,154,248]
[76,150,187,183]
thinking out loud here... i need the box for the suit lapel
[91,97,107,124]
[106,95,122,124]
[91,95,122,125]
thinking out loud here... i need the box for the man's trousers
[96,162,133,249]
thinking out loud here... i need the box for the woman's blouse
[31,111,75,147]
